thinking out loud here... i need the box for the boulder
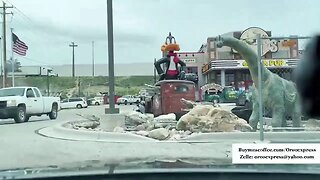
[113,126,125,133]
[148,128,170,140]
[124,111,152,126]
[305,119,320,131]
[176,106,252,132]
[71,120,100,129]
[154,113,176,121]
[154,113,177,127]
[135,130,149,136]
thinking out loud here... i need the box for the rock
[154,123,163,129]
[72,120,100,129]
[176,106,252,132]
[305,119,320,131]
[169,134,182,140]
[148,128,170,140]
[135,124,146,131]
[125,111,151,126]
[154,113,176,121]
[113,126,125,133]
[135,130,149,136]
[143,122,156,131]
[146,113,154,119]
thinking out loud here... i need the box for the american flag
[12,33,28,56]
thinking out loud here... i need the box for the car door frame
[25,88,37,114]
[32,88,44,114]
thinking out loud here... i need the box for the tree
[6,58,22,72]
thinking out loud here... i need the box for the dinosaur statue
[214,36,301,130]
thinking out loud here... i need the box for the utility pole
[154,58,156,83]
[105,0,119,114]
[10,28,14,87]
[1,2,13,87]
[69,42,77,78]
[92,41,94,77]
[78,77,81,96]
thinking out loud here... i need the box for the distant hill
[50,63,155,76]
[14,76,155,98]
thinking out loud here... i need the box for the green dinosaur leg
[291,102,302,127]
[249,101,259,131]
[272,106,285,128]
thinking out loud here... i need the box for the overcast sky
[4,0,320,66]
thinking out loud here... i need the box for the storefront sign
[182,59,196,63]
[236,27,278,56]
[202,63,210,73]
[242,59,286,67]
[210,59,299,70]
[201,83,223,91]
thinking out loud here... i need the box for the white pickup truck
[116,95,140,105]
[0,87,61,123]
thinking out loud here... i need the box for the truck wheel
[25,115,31,122]
[14,106,26,123]
[49,104,58,120]
[76,104,82,109]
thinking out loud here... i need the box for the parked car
[206,86,239,103]
[116,95,140,105]
[61,97,88,109]
[88,97,104,106]
[236,90,252,107]
[0,87,61,123]
[185,73,198,83]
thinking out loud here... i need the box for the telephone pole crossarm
[69,42,78,78]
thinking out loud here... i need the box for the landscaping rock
[176,105,252,132]
[135,130,149,136]
[113,126,125,133]
[148,128,170,140]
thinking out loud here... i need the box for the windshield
[1,0,320,178]
[0,88,25,97]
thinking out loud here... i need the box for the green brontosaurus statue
[215,36,301,130]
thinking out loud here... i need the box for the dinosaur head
[214,35,225,48]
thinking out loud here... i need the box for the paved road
[0,104,231,171]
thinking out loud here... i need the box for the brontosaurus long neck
[221,37,271,87]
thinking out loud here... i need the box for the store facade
[201,27,302,90]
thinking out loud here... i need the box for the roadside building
[201,27,302,90]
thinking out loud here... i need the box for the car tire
[95,102,99,105]
[25,115,31,122]
[76,104,82,109]
[14,106,26,123]
[49,104,58,120]
[124,100,128,105]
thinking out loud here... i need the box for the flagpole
[10,28,14,87]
